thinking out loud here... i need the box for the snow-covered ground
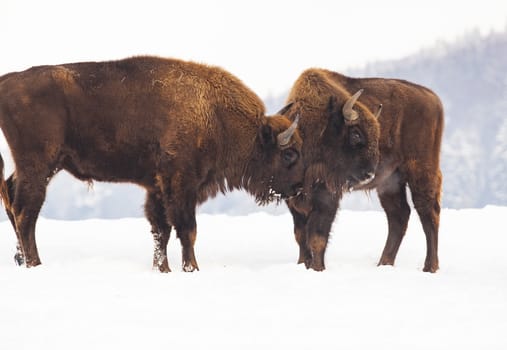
[1,207,506,349]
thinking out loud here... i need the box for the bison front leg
[170,201,199,272]
[306,214,333,271]
[288,205,311,265]
[177,224,199,272]
[161,172,200,272]
[305,185,339,271]
[152,231,171,272]
[145,191,172,273]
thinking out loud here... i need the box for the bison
[0,56,304,272]
[282,68,443,273]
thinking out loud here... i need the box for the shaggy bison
[282,68,443,273]
[0,56,304,272]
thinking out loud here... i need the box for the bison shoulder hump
[50,67,81,93]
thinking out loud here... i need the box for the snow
[1,207,506,349]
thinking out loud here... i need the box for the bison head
[247,112,304,205]
[324,89,381,191]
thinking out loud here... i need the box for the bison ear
[259,123,276,148]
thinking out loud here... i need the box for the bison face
[325,90,381,191]
[249,115,304,205]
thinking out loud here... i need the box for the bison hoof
[377,256,395,267]
[304,257,312,269]
[423,257,439,273]
[182,262,199,272]
[157,262,171,273]
[25,259,42,268]
[310,263,325,272]
[298,250,312,265]
[153,257,171,273]
[305,257,325,271]
[423,264,439,273]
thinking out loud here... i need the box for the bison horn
[375,104,383,119]
[277,114,300,147]
[342,89,364,123]
[277,101,294,116]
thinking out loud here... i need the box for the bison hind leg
[2,175,25,266]
[408,167,442,273]
[377,173,411,267]
[145,190,172,273]
[11,175,48,267]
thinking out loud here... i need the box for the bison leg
[160,170,200,272]
[3,175,25,265]
[377,174,411,267]
[288,206,311,265]
[10,211,25,266]
[409,169,442,273]
[11,176,47,267]
[177,225,199,272]
[305,185,339,271]
[145,191,172,273]
[171,204,199,272]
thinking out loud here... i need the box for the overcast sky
[2,0,506,97]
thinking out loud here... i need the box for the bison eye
[349,128,365,148]
[281,148,299,166]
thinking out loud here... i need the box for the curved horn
[277,114,300,147]
[375,104,383,119]
[342,89,363,123]
[277,101,294,115]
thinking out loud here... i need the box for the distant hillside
[1,29,506,220]
[347,29,507,208]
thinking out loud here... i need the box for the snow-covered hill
[1,207,506,349]
[348,29,507,209]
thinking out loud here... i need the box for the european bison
[282,68,443,273]
[0,56,304,272]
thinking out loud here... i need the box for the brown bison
[0,56,304,272]
[282,68,443,273]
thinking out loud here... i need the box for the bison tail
[0,152,11,211]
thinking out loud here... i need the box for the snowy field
[1,207,506,349]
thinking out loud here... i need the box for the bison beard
[0,56,304,272]
[283,68,443,273]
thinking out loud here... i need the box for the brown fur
[0,56,304,272]
[0,155,11,212]
[283,68,443,272]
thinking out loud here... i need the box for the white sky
[2,0,507,96]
